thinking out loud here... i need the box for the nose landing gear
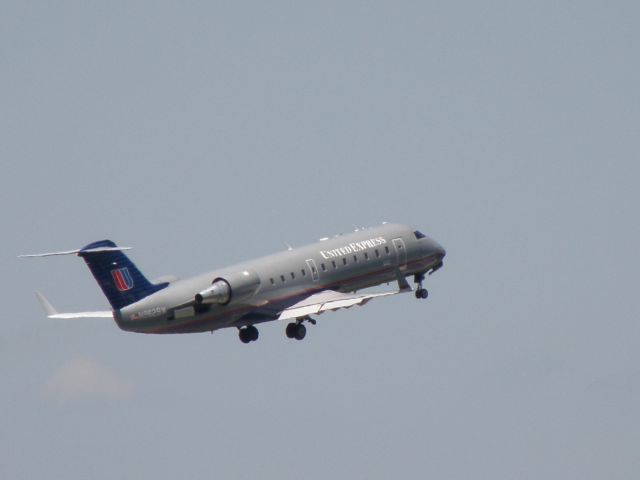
[414,273,429,299]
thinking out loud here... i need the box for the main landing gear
[286,316,315,341]
[238,317,316,344]
[414,273,429,299]
[238,325,259,344]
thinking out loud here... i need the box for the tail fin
[78,240,168,310]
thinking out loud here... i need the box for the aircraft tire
[286,323,297,339]
[294,323,306,340]
[415,288,429,299]
[247,325,259,342]
[239,328,251,343]
[239,326,258,343]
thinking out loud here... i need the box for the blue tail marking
[78,240,168,310]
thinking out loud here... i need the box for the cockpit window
[414,230,426,239]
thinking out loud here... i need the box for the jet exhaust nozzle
[195,280,231,305]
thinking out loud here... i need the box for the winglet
[35,291,58,316]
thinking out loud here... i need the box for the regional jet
[21,223,445,343]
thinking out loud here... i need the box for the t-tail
[20,240,169,311]
[77,240,168,310]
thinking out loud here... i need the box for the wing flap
[278,290,404,321]
[279,304,322,321]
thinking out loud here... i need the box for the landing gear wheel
[294,323,306,340]
[414,272,429,300]
[239,325,259,343]
[286,323,297,339]
[247,325,259,341]
[286,322,307,340]
[239,329,251,343]
[415,288,429,299]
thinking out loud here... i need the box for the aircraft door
[306,259,319,281]
[392,238,407,271]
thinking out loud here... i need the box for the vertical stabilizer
[78,240,168,310]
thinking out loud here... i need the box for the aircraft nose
[434,241,446,260]
[428,238,446,260]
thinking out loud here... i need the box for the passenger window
[385,246,390,254]
[342,258,347,266]
[280,275,285,282]
[375,249,380,258]
[321,263,326,271]
[353,255,358,263]
[301,268,306,277]
[332,260,337,269]
[270,278,275,285]
[364,252,369,260]
[290,272,295,279]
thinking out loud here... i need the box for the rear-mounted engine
[194,270,260,306]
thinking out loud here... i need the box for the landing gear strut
[239,325,259,343]
[286,317,313,340]
[414,273,429,299]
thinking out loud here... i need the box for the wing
[35,292,113,319]
[278,289,408,321]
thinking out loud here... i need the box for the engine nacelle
[194,270,260,306]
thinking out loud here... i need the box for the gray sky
[2,2,639,479]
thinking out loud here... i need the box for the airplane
[21,223,445,343]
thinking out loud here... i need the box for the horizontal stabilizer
[35,292,112,319]
[48,311,113,319]
[19,246,132,258]
[278,289,406,321]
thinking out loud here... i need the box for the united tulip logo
[111,267,134,292]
